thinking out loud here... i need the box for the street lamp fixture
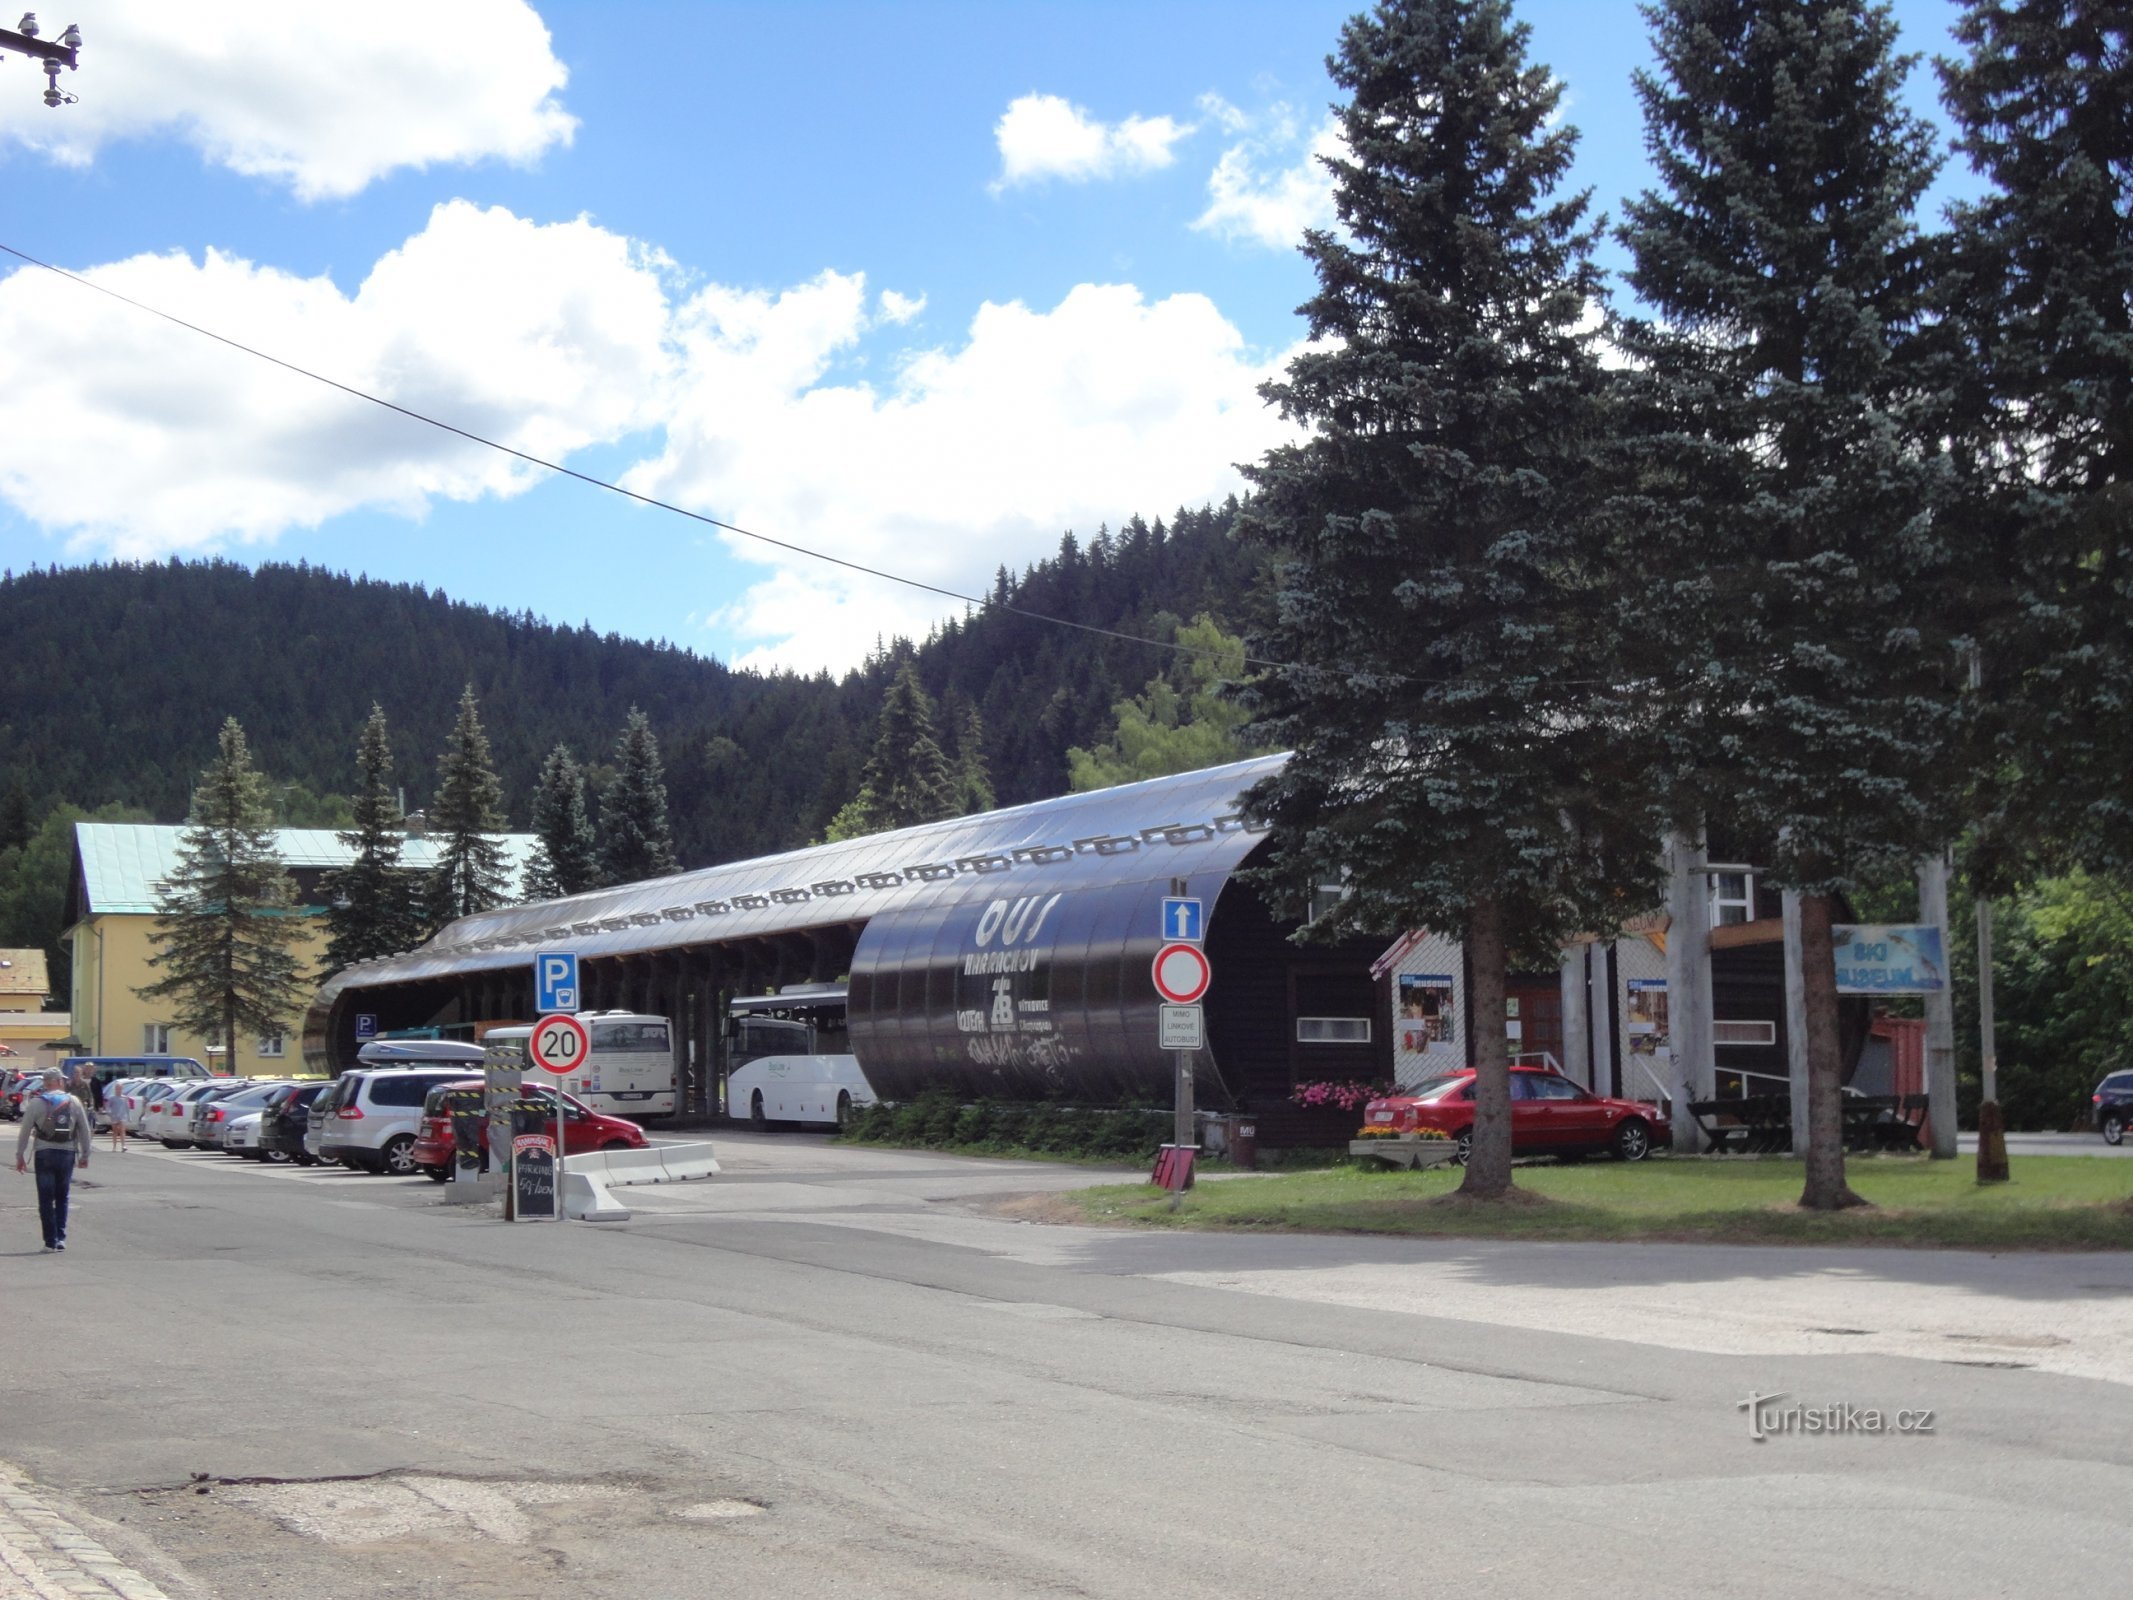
[0,13,83,106]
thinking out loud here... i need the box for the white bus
[724,984,877,1130]
[483,1012,677,1119]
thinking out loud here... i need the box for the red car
[409,1079,648,1182]
[1363,1066,1670,1163]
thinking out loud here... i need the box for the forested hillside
[0,500,1259,867]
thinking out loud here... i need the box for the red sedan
[410,1080,649,1182]
[1362,1066,1670,1163]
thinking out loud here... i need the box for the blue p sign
[536,951,580,1014]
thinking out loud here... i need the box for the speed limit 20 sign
[529,1012,590,1075]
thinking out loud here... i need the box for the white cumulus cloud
[0,206,1300,672]
[629,279,1301,672]
[0,0,575,200]
[1194,105,1345,251]
[991,92,1189,190]
[0,201,673,554]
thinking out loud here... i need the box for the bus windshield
[591,1021,669,1053]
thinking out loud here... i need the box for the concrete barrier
[563,1169,630,1222]
[563,1141,719,1188]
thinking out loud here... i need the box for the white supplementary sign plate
[1159,1005,1204,1051]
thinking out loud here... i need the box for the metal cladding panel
[849,860,1235,1105]
[308,755,1284,1081]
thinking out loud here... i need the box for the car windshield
[1399,1074,1472,1102]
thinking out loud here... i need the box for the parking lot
[4,1112,2130,1599]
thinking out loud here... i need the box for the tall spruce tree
[426,686,514,927]
[136,719,311,1067]
[1937,2,2133,882]
[597,709,680,886]
[526,743,601,899]
[941,693,997,815]
[1239,0,1663,1197]
[826,662,963,840]
[322,705,421,971]
[1616,0,1962,1208]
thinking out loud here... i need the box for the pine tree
[941,692,997,814]
[1239,0,1663,1197]
[1616,0,1963,1208]
[426,686,514,927]
[136,719,311,1067]
[526,742,601,899]
[825,662,962,840]
[322,705,421,972]
[597,709,680,886]
[1937,2,2133,883]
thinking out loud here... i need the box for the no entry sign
[528,1012,591,1075]
[1151,941,1212,1005]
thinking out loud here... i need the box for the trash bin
[1229,1119,1258,1171]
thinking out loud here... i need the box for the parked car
[1362,1066,1671,1162]
[192,1081,298,1150]
[318,1066,492,1175]
[1,1068,41,1119]
[263,1082,331,1165]
[409,1079,649,1181]
[151,1080,233,1148]
[180,1080,274,1148]
[128,1079,182,1135]
[2094,1070,2133,1146]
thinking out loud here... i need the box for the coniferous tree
[1937,2,2133,883]
[136,719,311,1067]
[1616,0,1962,1209]
[941,693,997,815]
[1239,0,1663,1197]
[526,743,601,900]
[426,686,514,926]
[597,709,680,886]
[826,662,962,840]
[322,705,421,971]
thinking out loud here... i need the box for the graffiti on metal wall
[957,893,1069,1071]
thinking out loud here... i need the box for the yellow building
[0,948,72,1073]
[65,824,535,1076]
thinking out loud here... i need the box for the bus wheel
[749,1091,767,1132]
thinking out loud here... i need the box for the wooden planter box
[1351,1137,1460,1170]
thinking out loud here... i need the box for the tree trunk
[1458,894,1516,1199]
[1797,892,1867,1210]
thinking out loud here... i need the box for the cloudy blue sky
[0,0,1979,673]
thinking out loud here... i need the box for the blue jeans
[33,1147,75,1248]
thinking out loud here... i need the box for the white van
[482,1012,676,1120]
[724,986,877,1130]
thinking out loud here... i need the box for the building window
[1709,871,1754,926]
[1297,1017,1371,1044]
[1308,880,1350,922]
[257,1031,286,1059]
[1713,1019,1777,1047]
[143,1023,172,1054]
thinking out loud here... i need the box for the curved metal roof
[320,754,1287,1003]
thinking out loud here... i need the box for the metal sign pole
[1171,1047,1193,1214]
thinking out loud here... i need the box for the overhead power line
[0,238,1622,695]
[0,238,1295,676]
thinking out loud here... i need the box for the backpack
[41,1093,78,1142]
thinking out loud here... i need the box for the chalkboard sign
[513,1133,557,1220]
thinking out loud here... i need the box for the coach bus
[483,1011,677,1120]
[724,984,877,1130]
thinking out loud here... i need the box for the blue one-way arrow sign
[1162,897,1204,942]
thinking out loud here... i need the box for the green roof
[74,823,540,916]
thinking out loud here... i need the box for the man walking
[15,1068,91,1251]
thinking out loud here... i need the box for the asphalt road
[1,1133,2127,1599]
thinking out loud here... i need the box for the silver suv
[315,1067,485,1175]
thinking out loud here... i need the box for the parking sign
[354,1013,378,1041]
[536,951,580,1014]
